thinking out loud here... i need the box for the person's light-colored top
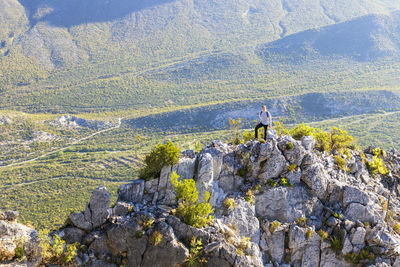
[259,111,272,126]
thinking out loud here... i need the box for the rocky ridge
[3,131,400,266]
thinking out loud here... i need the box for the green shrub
[270,221,280,233]
[223,198,237,211]
[138,215,154,230]
[393,223,400,234]
[333,213,343,219]
[280,178,291,187]
[372,148,385,157]
[242,130,254,142]
[229,118,243,145]
[237,167,247,178]
[185,236,207,266]
[273,119,290,137]
[334,155,347,170]
[296,216,307,227]
[38,230,78,264]
[267,178,278,187]
[236,237,251,256]
[317,230,328,240]
[285,142,294,150]
[14,247,24,259]
[244,190,255,205]
[367,156,389,175]
[345,247,375,264]
[136,230,144,238]
[290,123,316,140]
[170,172,214,228]
[305,229,313,240]
[139,141,180,180]
[149,231,163,246]
[288,164,297,172]
[329,236,343,253]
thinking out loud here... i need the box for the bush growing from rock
[223,198,236,211]
[139,141,180,180]
[242,130,254,142]
[285,142,294,150]
[305,228,313,240]
[368,156,389,175]
[170,172,214,228]
[244,189,255,205]
[14,247,24,260]
[329,236,343,253]
[296,216,307,227]
[270,221,280,233]
[236,237,251,256]
[149,231,163,246]
[290,123,316,140]
[334,155,347,170]
[317,230,328,240]
[185,236,207,266]
[288,164,297,172]
[229,118,243,145]
[38,230,78,264]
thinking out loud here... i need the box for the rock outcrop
[3,132,400,266]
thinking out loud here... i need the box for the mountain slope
[258,13,400,62]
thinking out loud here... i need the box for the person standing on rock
[255,105,272,141]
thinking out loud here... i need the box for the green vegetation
[236,237,251,256]
[345,247,375,264]
[139,141,180,181]
[285,142,294,150]
[288,164,297,172]
[296,216,307,227]
[170,172,214,228]
[244,190,255,205]
[368,156,389,175]
[334,155,347,170]
[149,231,163,246]
[14,247,24,259]
[329,236,343,254]
[270,221,280,233]
[185,237,207,267]
[138,215,154,230]
[305,229,313,240]
[223,198,237,211]
[38,230,78,264]
[317,230,328,240]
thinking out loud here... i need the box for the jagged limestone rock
[278,135,306,166]
[90,186,111,228]
[255,185,323,223]
[118,180,144,204]
[301,160,328,200]
[196,152,215,202]
[343,185,370,206]
[221,198,260,243]
[301,136,315,151]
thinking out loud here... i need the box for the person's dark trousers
[255,123,268,140]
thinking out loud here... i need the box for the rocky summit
[3,131,400,266]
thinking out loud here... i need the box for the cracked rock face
[5,136,400,267]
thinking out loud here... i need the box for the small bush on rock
[290,123,316,140]
[244,190,255,205]
[334,155,347,170]
[170,172,214,228]
[185,236,207,266]
[149,231,163,246]
[14,247,24,260]
[223,198,237,211]
[139,141,180,180]
[368,156,389,175]
[288,164,297,172]
[305,228,313,240]
[329,236,343,254]
[296,216,307,227]
[285,142,294,150]
[270,221,280,233]
[38,230,78,264]
[317,230,328,240]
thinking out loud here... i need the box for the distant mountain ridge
[258,12,400,62]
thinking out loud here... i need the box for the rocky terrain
[2,131,400,266]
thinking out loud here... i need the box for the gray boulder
[255,185,323,222]
[345,203,377,224]
[196,153,215,201]
[301,161,328,200]
[278,135,306,166]
[90,186,111,228]
[343,186,369,206]
[118,180,144,204]
[301,136,315,151]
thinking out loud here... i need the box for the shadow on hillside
[18,0,175,27]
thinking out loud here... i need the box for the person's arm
[259,111,262,122]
